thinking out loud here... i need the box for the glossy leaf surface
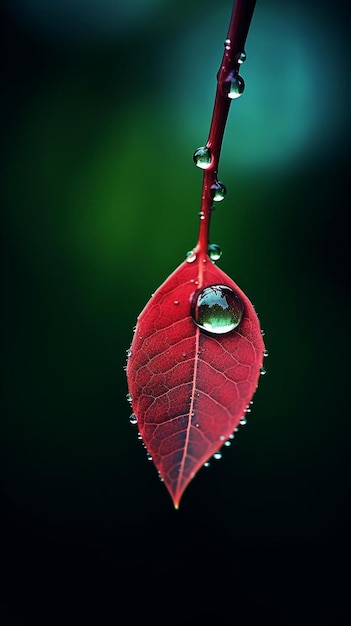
[126,254,265,508]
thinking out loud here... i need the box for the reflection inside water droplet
[191,285,244,335]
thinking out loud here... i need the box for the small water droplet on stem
[210,181,226,202]
[193,146,213,169]
[208,243,222,261]
[223,73,245,99]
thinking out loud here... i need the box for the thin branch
[194,0,256,256]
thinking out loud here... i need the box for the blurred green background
[1,0,350,622]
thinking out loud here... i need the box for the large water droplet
[191,285,244,335]
[210,181,226,201]
[208,243,222,261]
[223,74,245,99]
[193,146,212,169]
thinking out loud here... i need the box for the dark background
[1,0,350,623]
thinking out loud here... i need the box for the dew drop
[263,349,269,357]
[126,348,132,358]
[219,435,226,441]
[129,413,138,425]
[193,146,212,169]
[224,38,231,50]
[126,392,133,404]
[260,367,267,376]
[223,74,245,99]
[186,251,197,263]
[237,51,247,64]
[261,329,265,336]
[199,211,205,220]
[240,417,247,426]
[208,243,222,262]
[174,300,179,305]
[210,181,226,202]
[213,452,222,460]
[146,452,152,461]
[191,285,244,335]
[224,440,231,447]
[204,462,210,468]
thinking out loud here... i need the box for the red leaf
[126,253,265,508]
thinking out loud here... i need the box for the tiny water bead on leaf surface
[191,284,244,335]
[129,413,138,425]
[210,181,227,202]
[207,243,222,261]
[193,146,213,169]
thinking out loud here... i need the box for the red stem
[196,0,256,256]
